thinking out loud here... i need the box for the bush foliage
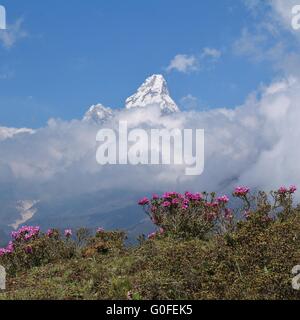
[1,186,300,300]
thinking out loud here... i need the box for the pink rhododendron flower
[185,192,202,201]
[172,198,180,205]
[138,197,149,206]
[148,228,164,240]
[234,186,250,197]
[162,192,179,199]
[0,248,9,256]
[162,201,171,208]
[96,227,105,234]
[0,241,14,256]
[11,226,40,241]
[64,229,72,238]
[278,186,288,195]
[148,232,157,240]
[290,185,297,194]
[206,202,219,208]
[46,229,54,237]
[217,195,229,204]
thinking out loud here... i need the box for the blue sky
[0,0,289,128]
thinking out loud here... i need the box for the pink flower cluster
[11,226,40,242]
[217,195,230,204]
[148,228,164,240]
[64,229,72,238]
[138,197,150,206]
[139,191,236,229]
[96,227,105,234]
[139,191,205,212]
[0,241,14,257]
[278,185,297,195]
[0,226,41,257]
[233,186,250,197]
[46,229,54,237]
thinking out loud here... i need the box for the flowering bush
[138,185,300,240]
[0,227,76,275]
[139,191,234,239]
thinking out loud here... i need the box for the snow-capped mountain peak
[83,74,180,123]
[125,74,179,113]
[83,104,113,124]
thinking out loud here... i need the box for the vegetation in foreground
[1,186,300,300]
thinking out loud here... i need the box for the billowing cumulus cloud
[166,54,198,73]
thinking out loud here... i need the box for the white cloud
[180,94,202,111]
[0,18,28,49]
[269,0,300,29]
[201,47,222,59]
[166,48,222,74]
[166,54,198,73]
[234,0,300,70]
[232,27,286,63]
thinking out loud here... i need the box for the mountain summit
[83,104,113,124]
[83,74,179,123]
[125,74,179,113]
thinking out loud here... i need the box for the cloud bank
[1,74,300,226]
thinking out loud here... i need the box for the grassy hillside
[1,187,300,300]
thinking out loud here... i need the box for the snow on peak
[125,74,180,113]
[83,74,180,123]
[9,200,40,230]
[83,104,113,124]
